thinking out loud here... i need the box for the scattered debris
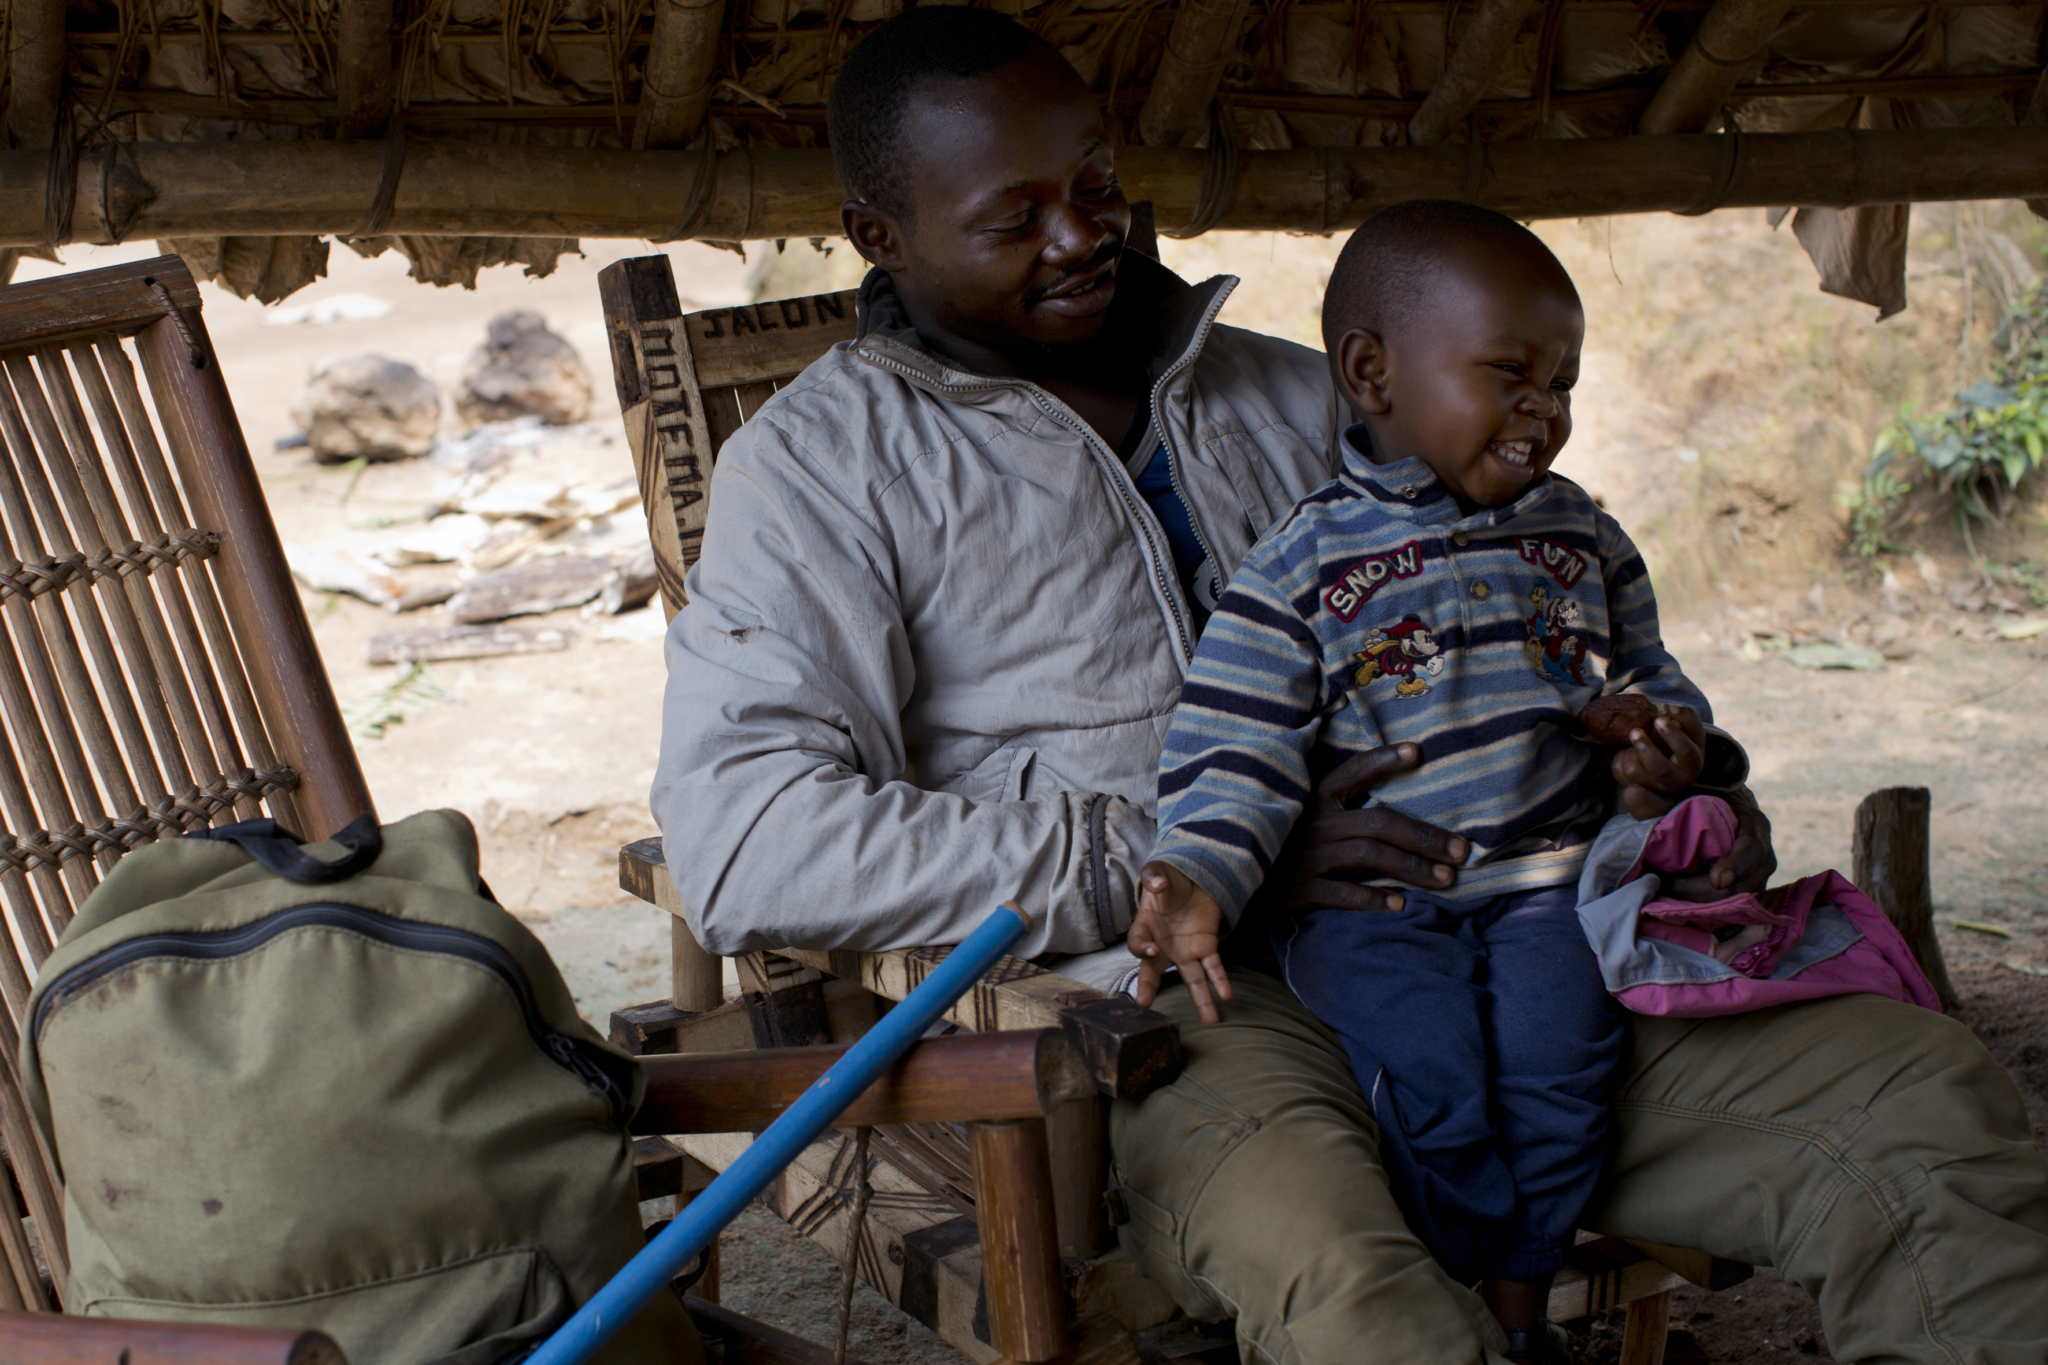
[261,293,395,327]
[1780,641,1886,671]
[2000,961,2048,978]
[457,311,593,428]
[595,546,660,616]
[448,556,614,624]
[596,607,667,644]
[287,544,407,606]
[391,582,458,613]
[293,354,442,463]
[369,623,579,665]
[1953,920,2015,939]
[1996,616,2048,640]
[342,662,449,739]
[369,513,494,566]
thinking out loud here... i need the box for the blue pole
[526,902,1034,1365]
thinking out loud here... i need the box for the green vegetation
[1850,284,2048,561]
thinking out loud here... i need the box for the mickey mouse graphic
[1525,583,1589,686]
[1353,616,1447,699]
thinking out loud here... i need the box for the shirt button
[1453,531,1470,546]
[1471,580,1492,600]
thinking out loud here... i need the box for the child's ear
[1336,327,1392,417]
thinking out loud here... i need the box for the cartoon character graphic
[1524,583,1588,686]
[1353,616,1447,698]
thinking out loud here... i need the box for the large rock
[293,355,441,463]
[457,311,593,428]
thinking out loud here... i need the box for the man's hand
[1260,743,1470,915]
[1664,783,1777,901]
[1131,863,1232,1024]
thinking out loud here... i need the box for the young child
[1131,201,1742,1361]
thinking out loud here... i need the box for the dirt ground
[17,205,2047,1362]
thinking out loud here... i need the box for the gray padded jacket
[652,256,1345,964]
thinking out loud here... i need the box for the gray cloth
[652,256,1344,958]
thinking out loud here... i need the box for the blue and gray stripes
[1150,426,1714,921]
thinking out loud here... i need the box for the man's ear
[1336,327,1392,417]
[842,200,909,272]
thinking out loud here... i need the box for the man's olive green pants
[1109,970,2048,1365]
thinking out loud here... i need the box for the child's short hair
[1321,200,1569,354]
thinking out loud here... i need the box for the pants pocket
[83,1246,573,1365]
[1112,1076,1263,1321]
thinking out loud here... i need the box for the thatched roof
[2,0,2044,312]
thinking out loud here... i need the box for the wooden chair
[598,255,1751,1365]
[0,256,374,1312]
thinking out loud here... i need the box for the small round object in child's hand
[1579,694,1667,748]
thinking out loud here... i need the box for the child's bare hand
[1130,862,1232,1024]
[1609,703,1705,799]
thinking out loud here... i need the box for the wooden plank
[1623,1239,1753,1292]
[618,840,1181,1096]
[14,127,2048,246]
[969,1120,1067,1363]
[1638,0,1792,135]
[1852,786,1959,1009]
[609,995,757,1056]
[1618,1288,1673,1365]
[0,1313,347,1364]
[673,914,723,1012]
[1546,1238,1685,1320]
[3,0,66,152]
[634,0,729,149]
[1407,0,1544,146]
[598,256,711,616]
[0,257,199,352]
[682,293,858,389]
[132,298,373,841]
[366,622,577,664]
[445,556,613,623]
[633,1031,1094,1134]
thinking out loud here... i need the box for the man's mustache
[1021,234,1125,311]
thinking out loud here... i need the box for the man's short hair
[1321,200,1569,353]
[826,5,1049,223]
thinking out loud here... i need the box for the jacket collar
[1337,423,1555,527]
[852,252,1233,399]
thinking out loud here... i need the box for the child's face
[1336,243,1584,510]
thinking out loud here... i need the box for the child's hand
[1130,862,1232,1024]
[1609,703,1706,814]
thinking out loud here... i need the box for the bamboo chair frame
[0,257,373,1311]
[599,254,1751,1365]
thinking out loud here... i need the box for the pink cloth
[1609,796,1940,1018]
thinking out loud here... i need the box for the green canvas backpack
[19,808,700,1365]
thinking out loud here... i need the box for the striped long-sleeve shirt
[1149,425,1731,920]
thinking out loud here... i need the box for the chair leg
[1619,1287,1672,1365]
[969,1119,1067,1364]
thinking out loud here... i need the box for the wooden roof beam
[1408,0,1543,146]
[1138,0,1255,147]
[4,0,68,149]
[336,0,397,138]
[2024,63,2048,219]
[1638,0,1793,134]
[634,0,728,149]
[6,127,2047,244]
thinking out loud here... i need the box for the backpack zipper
[33,904,634,1128]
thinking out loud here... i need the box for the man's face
[858,50,1130,356]
[1347,244,1584,510]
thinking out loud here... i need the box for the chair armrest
[0,1312,346,1364]
[634,1029,1094,1135]
[619,838,1181,1098]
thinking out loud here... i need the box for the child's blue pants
[1272,883,1623,1283]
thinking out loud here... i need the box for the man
[653,8,2048,1362]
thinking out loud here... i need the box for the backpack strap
[186,813,383,884]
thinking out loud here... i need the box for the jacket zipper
[1146,289,1236,622]
[32,904,633,1128]
[856,348,1208,665]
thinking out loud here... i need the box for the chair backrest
[599,257,858,615]
[0,257,373,1309]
